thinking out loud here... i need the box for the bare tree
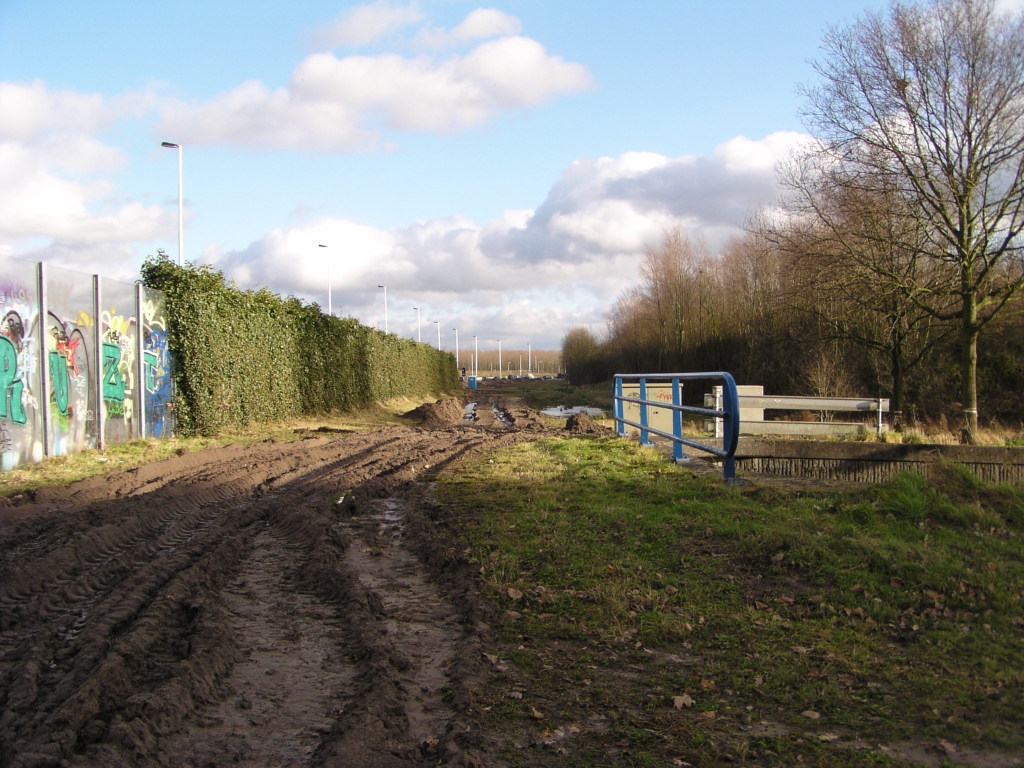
[800,0,1024,442]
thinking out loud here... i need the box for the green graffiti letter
[49,350,70,416]
[0,336,27,425]
[144,351,157,392]
[102,342,125,403]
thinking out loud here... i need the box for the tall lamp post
[497,340,502,379]
[321,244,330,314]
[453,328,459,370]
[413,307,421,342]
[377,285,388,333]
[528,343,532,374]
[473,336,478,378]
[160,141,183,266]
[433,320,440,351]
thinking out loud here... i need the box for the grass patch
[479,378,614,413]
[435,437,1024,766]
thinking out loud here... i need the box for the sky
[0,0,942,351]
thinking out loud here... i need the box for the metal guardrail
[612,372,741,481]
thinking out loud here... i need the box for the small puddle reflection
[540,406,605,418]
[370,500,403,539]
[463,403,478,421]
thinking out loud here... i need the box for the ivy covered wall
[141,255,458,435]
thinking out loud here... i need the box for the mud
[0,408,560,768]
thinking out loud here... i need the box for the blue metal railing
[612,372,741,481]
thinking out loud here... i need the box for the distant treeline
[561,228,1024,429]
[142,254,458,435]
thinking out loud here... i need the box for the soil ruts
[0,418,550,768]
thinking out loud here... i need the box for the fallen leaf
[818,733,839,743]
[483,653,499,665]
[581,679,591,686]
[755,600,769,610]
[701,679,716,689]
[673,694,695,709]
[508,588,523,600]
[698,711,716,720]
[665,585,679,595]
[890,577,903,587]
[802,710,821,720]
[531,707,544,720]
[672,760,693,767]
[754,675,763,687]
[507,691,523,700]
[792,646,812,654]
[772,553,785,563]
[607,565,616,575]
[938,739,957,753]
[780,596,795,605]
[682,622,693,632]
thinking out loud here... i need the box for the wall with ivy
[141,255,458,435]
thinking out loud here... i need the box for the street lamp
[497,340,502,379]
[320,244,330,314]
[413,307,421,342]
[473,336,478,378]
[453,328,459,370]
[528,343,531,374]
[160,141,183,266]
[433,320,440,351]
[377,285,388,333]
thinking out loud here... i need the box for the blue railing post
[639,378,651,446]
[615,377,625,436]
[720,372,741,482]
[672,377,685,462]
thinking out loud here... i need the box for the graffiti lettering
[0,335,27,425]
[144,351,157,392]
[48,350,70,416]
[102,342,125,403]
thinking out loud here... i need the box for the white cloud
[417,8,522,48]
[0,81,175,272]
[313,1,425,48]
[160,30,592,150]
[207,133,804,347]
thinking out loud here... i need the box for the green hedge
[141,254,458,435]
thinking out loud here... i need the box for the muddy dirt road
[0,400,554,768]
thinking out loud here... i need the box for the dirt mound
[403,397,466,428]
[566,411,612,434]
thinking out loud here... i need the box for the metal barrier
[613,372,741,481]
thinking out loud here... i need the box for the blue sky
[0,0,908,350]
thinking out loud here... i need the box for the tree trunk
[890,344,905,429]
[960,293,980,445]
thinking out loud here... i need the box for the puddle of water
[491,405,512,425]
[541,406,605,418]
[370,500,403,539]
[463,403,477,421]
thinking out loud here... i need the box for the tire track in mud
[0,420,549,768]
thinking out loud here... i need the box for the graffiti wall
[141,286,175,438]
[100,278,138,446]
[0,257,174,470]
[45,264,97,456]
[0,256,43,470]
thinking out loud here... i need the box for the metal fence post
[671,377,685,462]
[720,373,740,482]
[639,377,651,446]
[95,276,104,451]
[135,283,146,440]
[614,377,625,436]
[38,262,51,457]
